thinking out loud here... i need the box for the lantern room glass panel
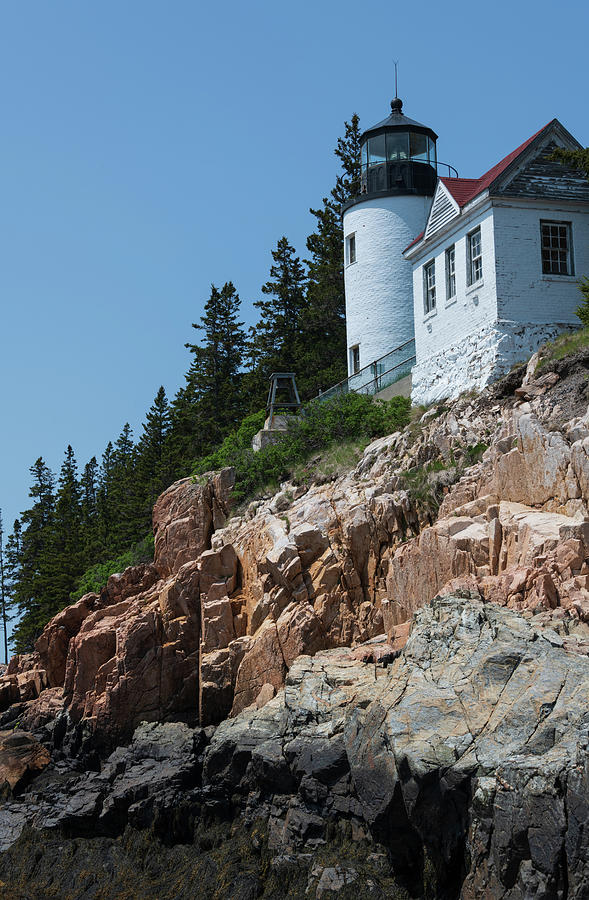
[368,135,386,165]
[409,133,428,161]
[386,132,409,160]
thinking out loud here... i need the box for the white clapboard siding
[424,183,458,239]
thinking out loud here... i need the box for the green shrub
[70,533,155,601]
[194,393,411,505]
[576,276,589,327]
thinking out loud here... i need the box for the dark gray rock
[0,596,587,898]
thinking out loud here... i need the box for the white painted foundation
[411,319,574,405]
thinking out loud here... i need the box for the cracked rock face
[0,350,587,897]
[200,596,588,898]
[2,356,588,745]
[0,596,586,899]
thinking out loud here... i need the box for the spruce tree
[247,237,308,404]
[298,115,362,398]
[0,510,9,664]
[10,458,56,651]
[136,386,172,527]
[80,456,102,564]
[96,441,115,555]
[42,446,84,616]
[108,424,140,551]
[3,520,21,652]
[333,113,362,207]
[170,282,247,461]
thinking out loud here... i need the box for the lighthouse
[342,94,440,377]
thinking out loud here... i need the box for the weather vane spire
[391,60,402,113]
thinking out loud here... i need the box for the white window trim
[540,220,574,276]
[467,227,483,287]
[423,260,436,314]
[346,233,357,266]
[445,244,456,302]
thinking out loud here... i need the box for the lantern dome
[349,96,439,203]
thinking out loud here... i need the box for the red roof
[439,121,553,208]
[403,121,556,253]
[404,230,424,251]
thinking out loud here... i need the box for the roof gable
[494,133,589,202]
[439,122,550,209]
[423,181,459,241]
[439,119,583,209]
[404,118,585,257]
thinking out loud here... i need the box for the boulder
[0,731,50,795]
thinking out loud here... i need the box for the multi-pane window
[541,221,573,275]
[445,245,456,300]
[468,227,483,285]
[346,233,356,265]
[350,345,360,374]
[424,261,436,313]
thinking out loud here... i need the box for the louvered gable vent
[424,183,458,239]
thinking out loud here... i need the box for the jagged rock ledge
[0,596,587,899]
[0,349,588,897]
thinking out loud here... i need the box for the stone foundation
[411,319,574,405]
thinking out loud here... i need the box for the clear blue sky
[1,0,588,548]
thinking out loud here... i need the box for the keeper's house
[342,96,589,407]
[404,118,589,404]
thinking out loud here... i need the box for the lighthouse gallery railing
[318,338,415,403]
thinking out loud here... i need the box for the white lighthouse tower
[342,94,441,378]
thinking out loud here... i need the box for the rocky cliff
[0,348,587,898]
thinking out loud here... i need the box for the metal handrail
[318,339,416,402]
[361,159,458,179]
[353,355,416,396]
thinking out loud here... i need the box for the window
[350,345,360,374]
[346,233,356,266]
[386,132,409,160]
[467,227,483,285]
[446,245,456,300]
[541,221,573,275]
[424,260,436,313]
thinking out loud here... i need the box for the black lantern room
[358,96,439,199]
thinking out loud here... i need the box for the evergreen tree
[0,510,9,664]
[3,520,21,650]
[247,237,307,404]
[80,456,101,564]
[41,446,84,615]
[332,113,362,207]
[11,458,56,651]
[94,430,142,557]
[108,424,140,551]
[136,386,172,526]
[298,115,362,398]
[170,282,247,463]
[96,441,115,555]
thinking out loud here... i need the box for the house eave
[403,191,492,261]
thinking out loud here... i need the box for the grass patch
[537,326,589,369]
[194,393,411,506]
[398,461,453,521]
[70,533,155,601]
[292,437,369,487]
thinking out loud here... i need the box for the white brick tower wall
[343,194,432,375]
